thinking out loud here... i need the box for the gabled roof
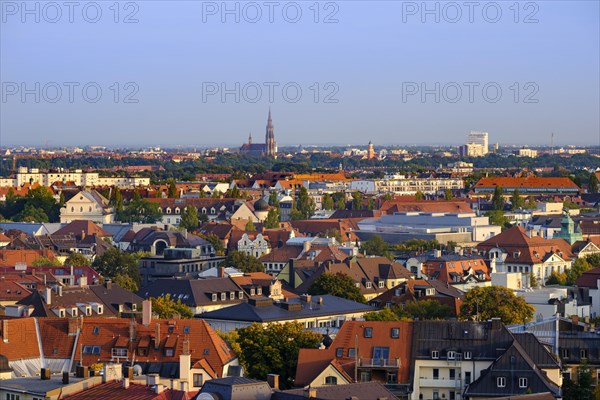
[54,220,112,238]
[0,318,41,361]
[138,277,244,308]
[274,382,398,400]
[575,266,600,289]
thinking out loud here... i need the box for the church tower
[265,108,277,158]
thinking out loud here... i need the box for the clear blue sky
[1,0,598,147]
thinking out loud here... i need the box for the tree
[31,256,62,267]
[202,233,225,256]
[244,217,256,231]
[546,271,567,286]
[263,208,280,229]
[444,189,453,201]
[113,274,139,292]
[118,197,162,223]
[528,271,538,288]
[64,253,91,267]
[415,190,425,201]
[363,307,399,321]
[361,235,392,260]
[586,253,600,267]
[322,228,343,244]
[352,191,363,210]
[322,193,334,210]
[492,185,504,210]
[589,171,598,193]
[221,251,264,273]
[112,187,124,212]
[510,189,525,210]
[405,300,453,320]
[296,187,315,219]
[228,186,241,199]
[527,196,537,210]
[167,180,178,198]
[235,322,321,389]
[180,206,199,231]
[566,258,592,285]
[308,272,365,303]
[367,198,375,211]
[486,210,510,229]
[268,191,280,207]
[92,247,141,290]
[151,294,193,319]
[212,190,222,198]
[460,286,534,324]
[563,363,595,400]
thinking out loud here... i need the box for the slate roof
[465,339,561,398]
[274,382,398,400]
[138,277,245,308]
[199,294,373,323]
[195,376,273,400]
[575,266,600,289]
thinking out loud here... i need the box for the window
[433,368,439,379]
[580,349,588,359]
[336,348,343,357]
[364,327,373,338]
[165,348,174,357]
[447,351,456,360]
[92,346,101,355]
[193,373,203,387]
[230,292,235,300]
[378,281,384,288]
[431,350,439,359]
[433,391,440,400]
[6,394,21,400]
[465,371,471,385]
[497,377,506,388]
[449,369,456,379]
[250,288,256,296]
[366,282,372,289]
[221,292,226,301]
[212,293,217,301]
[114,348,127,357]
[561,348,569,358]
[464,351,472,360]
[83,345,93,354]
[93,326,100,335]
[519,377,528,388]
[348,348,356,358]
[325,376,338,385]
[132,304,137,311]
[373,347,389,360]
[360,371,371,382]
[184,326,190,334]
[239,291,244,299]
[391,328,400,338]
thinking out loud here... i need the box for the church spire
[248,132,252,144]
[265,108,276,158]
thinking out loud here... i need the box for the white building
[60,190,115,223]
[349,174,463,196]
[1,167,149,188]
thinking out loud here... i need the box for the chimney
[2,320,8,342]
[142,299,152,326]
[81,230,85,240]
[68,317,79,335]
[218,266,225,278]
[318,296,323,305]
[79,276,88,288]
[123,377,130,389]
[154,384,164,394]
[129,318,136,341]
[105,280,112,290]
[154,323,161,350]
[44,287,52,305]
[179,353,191,383]
[303,240,311,253]
[304,388,317,398]
[180,381,189,392]
[62,372,70,384]
[58,285,63,297]
[41,368,51,380]
[267,374,280,390]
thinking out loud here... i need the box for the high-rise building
[467,131,489,154]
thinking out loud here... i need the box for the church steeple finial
[248,132,252,144]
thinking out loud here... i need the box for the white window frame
[431,350,439,359]
[497,377,506,388]
[519,377,528,388]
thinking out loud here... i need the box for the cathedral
[239,109,277,158]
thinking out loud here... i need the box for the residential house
[129,228,214,256]
[295,321,413,397]
[139,247,224,285]
[265,237,349,276]
[199,294,374,332]
[369,279,464,317]
[477,226,574,284]
[60,190,115,224]
[576,266,600,318]
[407,252,492,291]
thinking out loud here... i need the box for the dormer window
[221,292,226,301]
[257,288,262,295]
[230,292,235,300]
[212,293,217,301]
[431,350,439,359]
[85,306,91,316]
[364,327,372,338]
[165,348,174,357]
[513,251,521,259]
[202,208,207,214]
[166,208,171,214]
[97,306,103,314]
[239,291,244,299]
[175,207,180,214]
[378,281,384,288]
[366,282,372,289]
[250,288,255,296]
[132,303,137,312]
[211,207,216,214]
[464,351,472,360]
[447,351,456,360]
[497,377,506,388]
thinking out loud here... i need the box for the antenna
[551,132,554,155]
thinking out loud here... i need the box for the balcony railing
[358,358,400,368]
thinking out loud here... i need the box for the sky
[0,0,599,148]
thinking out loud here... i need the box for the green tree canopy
[361,235,393,260]
[444,189,453,201]
[235,322,321,389]
[546,271,567,286]
[151,294,193,319]
[221,251,264,273]
[296,187,315,219]
[92,247,142,291]
[588,171,598,193]
[308,272,365,303]
[117,197,162,223]
[402,300,453,320]
[263,208,280,229]
[31,256,62,267]
[460,286,534,324]
[179,206,199,231]
[492,185,504,210]
[510,189,525,210]
[352,191,363,210]
[566,258,592,286]
[64,253,91,267]
[268,191,280,207]
[363,307,399,321]
[322,193,334,210]
[244,218,256,231]
[167,180,178,198]
[415,190,425,201]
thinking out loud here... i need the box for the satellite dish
[196,393,219,400]
[133,364,143,376]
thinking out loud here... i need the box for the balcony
[358,358,400,368]
[419,378,462,389]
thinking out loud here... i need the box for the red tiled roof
[54,220,112,238]
[63,381,156,400]
[575,266,600,289]
[39,318,78,359]
[0,318,41,360]
[0,249,57,267]
[380,200,472,214]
